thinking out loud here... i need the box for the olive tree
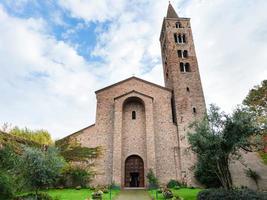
[21,146,66,195]
[188,104,261,189]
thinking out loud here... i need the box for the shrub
[21,147,66,194]
[0,171,15,200]
[15,192,53,200]
[167,179,180,188]
[162,188,173,199]
[61,166,92,187]
[92,190,103,199]
[197,188,267,200]
[110,182,120,190]
[157,188,163,193]
[146,169,159,189]
[174,185,180,190]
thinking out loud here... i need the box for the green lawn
[20,189,120,200]
[149,188,202,200]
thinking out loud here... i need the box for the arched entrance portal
[125,155,144,187]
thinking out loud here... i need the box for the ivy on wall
[55,135,102,163]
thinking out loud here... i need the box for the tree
[9,127,53,145]
[194,156,222,188]
[21,146,66,195]
[243,80,267,118]
[188,104,261,189]
[243,80,267,154]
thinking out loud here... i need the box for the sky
[0,0,267,140]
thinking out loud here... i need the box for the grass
[148,188,202,200]
[19,188,120,200]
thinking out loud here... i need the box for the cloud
[0,0,267,139]
[58,0,126,22]
[0,5,99,139]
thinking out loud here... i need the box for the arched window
[193,107,196,114]
[166,69,169,78]
[174,33,178,43]
[176,22,181,28]
[183,50,188,58]
[132,111,136,120]
[186,87,190,92]
[174,34,186,44]
[182,34,186,43]
[180,63,191,72]
[185,63,190,72]
[178,34,182,43]
[177,50,182,58]
[180,62,184,72]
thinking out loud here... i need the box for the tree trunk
[215,156,233,190]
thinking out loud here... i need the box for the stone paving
[114,189,151,200]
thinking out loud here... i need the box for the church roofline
[58,124,95,141]
[114,90,154,101]
[95,76,172,94]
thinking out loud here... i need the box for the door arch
[125,155,144,187]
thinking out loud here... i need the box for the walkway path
[114,189,151,200]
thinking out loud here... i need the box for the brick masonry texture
[62,4,267,190]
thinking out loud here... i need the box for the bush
[197,188,267,200]
[62,166,92,187]
[0,171,15,200]
[92,190,103,199]
[174,185,180,190]
[163,188,173,199]
[15,192,53,200]
[21,147,66,193]
[146,169,159,189]
[167,179,180,188]
[110,182,120,190]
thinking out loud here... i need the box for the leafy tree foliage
[21,146,66,194]
[0,171,15,200]
[243,80,267,160]
[188,104,261,189]
[243,80,267,118]
[0,145,25,193]
[9,126,53,145]
[194,156,222,188]
[56,136,101,162]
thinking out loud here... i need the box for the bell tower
[160,3,206,185]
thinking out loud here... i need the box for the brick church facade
[61,4,267,189]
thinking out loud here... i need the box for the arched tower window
[180,62,184,72]
[174,33,178,43]
[193,107,196,114]
[132,111,136,119]
[185,63,190,72]
[182,34,186,43]
[186,87,190,92]
[176,22,181,28]
[180,62,191,72]
[183,50,188,58]
[174,34,186,44]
